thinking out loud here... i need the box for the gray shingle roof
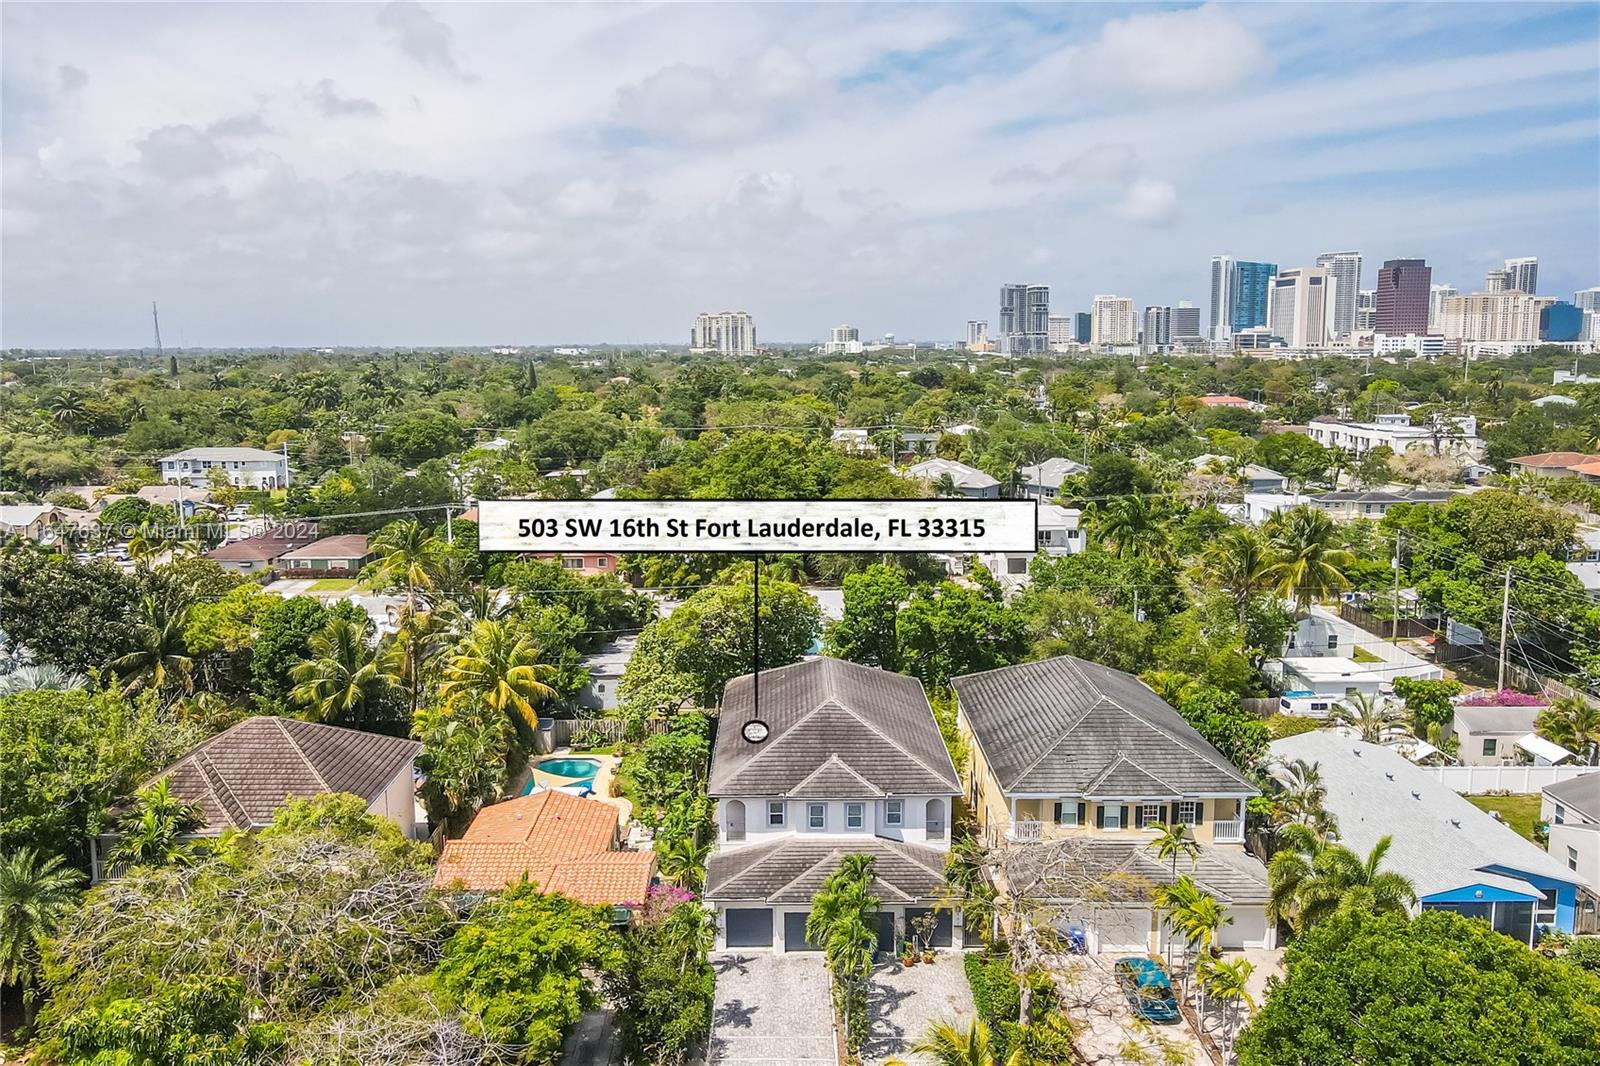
[1542,774,1600,823]
[704,836,948,904]
[1020,457,1086,490]
[953,656,1254,796]
[148,716,420,833]
[710,658,960,797]
[904,458,999,490]
[1450,705,1541,736]
[1005,839,1270,906]
[1270,733,1580,900]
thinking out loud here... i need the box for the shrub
[1265,713,1320,739]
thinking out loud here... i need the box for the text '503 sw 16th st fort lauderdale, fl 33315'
[476,499,1039,554]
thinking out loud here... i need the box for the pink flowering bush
[1458,688,1549,707]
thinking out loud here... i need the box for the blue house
[1271,733,1583,941]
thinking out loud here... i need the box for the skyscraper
[1440,290,1554,342]
[1171,301,1203,343]
[1266,267,1336,348]
[1356,290,1377,331]
[1073,312,1092,343]
[1315,250,1363,338]
[1209,256,1235,341]
[691,311,756,355]
[1375,259,1431,335]
[1091,295,1137,346]
[1047,315,1073,347]
[1574,288,1600,312]
[1429,284,1458,331]
[966,320,988,347]
[1485,269,1510,293]
[1504,257,1539,294]
[1142,306,1171,349]
[824,325,862,354]
[1210,256,1277,340]
[1000,284,1049,354]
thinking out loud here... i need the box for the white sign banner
[478,499,1038,554]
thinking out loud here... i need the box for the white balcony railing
[1211,818,1245,843]
[1010,819,1043,841]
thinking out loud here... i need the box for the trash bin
[536,717,555,754]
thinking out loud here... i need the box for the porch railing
[1010,819,1043,841]
[1211,818,1245,843]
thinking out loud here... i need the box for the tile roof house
[434,790,656,905]
[1272,732,1585,941]
[705,657,962,952]
[955,655,1272,953]
[95,716,420,879]
[1542,775,1600,895]
[204,522,322,574]
[1508,452,1600,479]
[278,534,377,578]
[903,458,1000,498]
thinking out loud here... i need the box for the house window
[767,802,786,827]
[1327,634,1339,649]
[1569,846,1580,872]
[1141,803,1164,828]
[1054,801,1079,826]
[808,803,826,830]
[846,803,864,829]
[1102,805,1123,831]
[1067,529,1079,539]
[1344,687,1361,698]
[1178,801,1198,824]
[562,557,584,570]
[1555,804,1566,825]
[596,557,609,567]
[885,800,903,826]
[1482,739,1497,757]
[596,683,606,693]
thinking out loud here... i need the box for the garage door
[905,908,954,948]
[725,908,774,948]
[1092,907,1152,954]
[783,912,822,951]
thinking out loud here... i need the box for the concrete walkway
[711,952,835,1066]
[863,955,976,1066]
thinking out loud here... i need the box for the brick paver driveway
[711,952,836,1066]
[863,955,976,1066]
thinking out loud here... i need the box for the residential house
[1450,706,1548,766]
[1268,656,1385,718]
[0,504,65,542]
[1542,776,1600,895]
[1284,607,1443,682]
[278,534,377,578]
[1567,525,1600,597]
[132,483,215,517]
[1271,733,1585,939]
[158,446,291,489]
[955,656,1274,952]
[95,716,420,879]
[1307,412,1483,460]
[1509,452,1600,479]
[904,458,1000,498]
[704,657,962,953]
[433,789,656,905]
[1018,457,1087,500]
[1196,394,1261,411]
[204,522,322,575]
[830,428,875,455]
[1307,489,1454,521]
[1242,492,1312,525]
[528,551,623,577]
[576,635,636,712]
[978,504,1085,592]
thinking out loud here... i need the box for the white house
[159,447,291,489]
[575,635,635,712]
[1542,776,1600,895]
[903,458,1000,498]
[1306,412,1483,460]
[1451,705,1548,767]
[1269,656,1385,717]
[1285,607,1443,682]
[978,504,1084,592]
[704,658,962,953]
[1018,457,1087,500]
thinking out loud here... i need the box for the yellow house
[953,655,1275,952]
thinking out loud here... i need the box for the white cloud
[307,79,382,118]
[1114,177,1179,226]
[376,1,471,80]
[1076,5,1268,97]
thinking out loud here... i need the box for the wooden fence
[544,717,672,750]
[1242,697,1279,718]
[1337,601,1435,641]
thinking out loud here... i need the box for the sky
[3,1,1598,349]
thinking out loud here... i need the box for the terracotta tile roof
[1510,451,1600,469]
[205,522,322,563]
[1197,394,1250,406]
[432,790,655,903]
[149,716,420,833]
[279,534,372,561]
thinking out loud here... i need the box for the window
[596,557,609,567]
[1344,687,1361,698]
[1555,804,1566,825]
[1569,846,1580,872]
[846,803,864,829]
[1482,739,1497,756]
[1102,805,1123,831]
[596,683,606,693]
[767,801,786,827]
[1142,803,1164,828]
[562,557,584,570]
[1067,529,1079,539]
[1327,634,1339,649]
[885,800,903,826]
[1178,801,1197,824]
[808,803,826,830]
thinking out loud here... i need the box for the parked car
[1114,956,1181,1024]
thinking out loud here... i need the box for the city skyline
[3,2,1598,348]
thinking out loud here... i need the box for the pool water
[538,757,601,779]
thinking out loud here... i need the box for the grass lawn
[1465,794,1543,841]
[308,578,359,593]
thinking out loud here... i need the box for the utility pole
[1497,565,1513,691]
[1392,530,1403,643]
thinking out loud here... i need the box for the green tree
[289,616,395,726]
[249,596,333,711]
[1174,684,1270,772]
[1090,495,1169,561]
[824,563,910,670]
[885,1018,1023,1066]
[0,548,149,674]
[1538,696,1600,764]
[897,582,1030,689]
[1201,527,1279,624]
[56,977,281,1066]
[0,847,83,1025]
[372,411,470,464]
[603,894,715,1065]
[1331,692,1406,743]
[413,705,510,834]
[438,619,558,740]
[1265,505,1356,614]
[107,778,205,871]
[1266,825,1416,936]
[368,518,446,612]
[434,883,623,1062]
[109,596,195,696]
[1255,432,1332,487]
[1237,910,1600,1065]
[806,855,880,1055]
[1391,677,1462,736]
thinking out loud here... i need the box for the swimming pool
[538,757,601,779]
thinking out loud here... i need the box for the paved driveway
[1052,955,1205,1065]
[711,952,836,1066]
[863,955,976,1066]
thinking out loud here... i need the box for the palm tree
[290,617,393,724]
[1091,494,1168,560]
[1197,956,1254,1056]
[49,389,86,431]
[439,619,557,736]
[807,855,880,1051]
[1267,826,1416,936]
[0,848,83,1025]
[107,778,204,871]
[0,664,87,695]
[883,1018,1023,1066]
[1265,505,1356,615]
[1147,822,1199,971]
[109,597,193,696]
[656,835,711,891]
[413,706,508,834]
[1538,696,1600,765]
[1202,527,1279,623]
[370,518,445,611]
[1331,692,1406,743]
[1267,757,1338,840]
[126,522,176,563]
[383,605,453,719]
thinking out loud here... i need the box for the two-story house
[978,504,1084,594]
[704,657,963,953]
[954,655,1275,953]
[159,446,291,489]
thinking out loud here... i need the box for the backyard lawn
[1465,794,1543,841]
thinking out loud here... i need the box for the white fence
[1429,764,1600,795]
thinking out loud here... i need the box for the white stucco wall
[717,795,952,851]
[366,765,419,839]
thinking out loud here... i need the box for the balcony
[1211,818,1245,844]
[1009,819,1043,842]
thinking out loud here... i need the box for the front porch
[1005,797,1246,846]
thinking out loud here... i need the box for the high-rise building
[1142,306,1171,349]
[1266,267,1336,348]
[1356,289,1377,331]
[691,311,756,355]
[824,324,862,355]
[1574,287,1600,312]
[1315,251,1363,338]
[1209,256,1235,341]
[1541,303,1584,342]
[1073,312,1092,343]
[1485,268,1510,293]
[966,320,988,348]
[1439,290,1555,342]
[1000,284,1049,354]
[1209,255,1278,340]
[1047,315,1073,347]
[1091,295,1137,346]
[1171,301,1203,343]
[1504,257,1539,294]
[1429,284,1458,331]
[1375,259,1431,336]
